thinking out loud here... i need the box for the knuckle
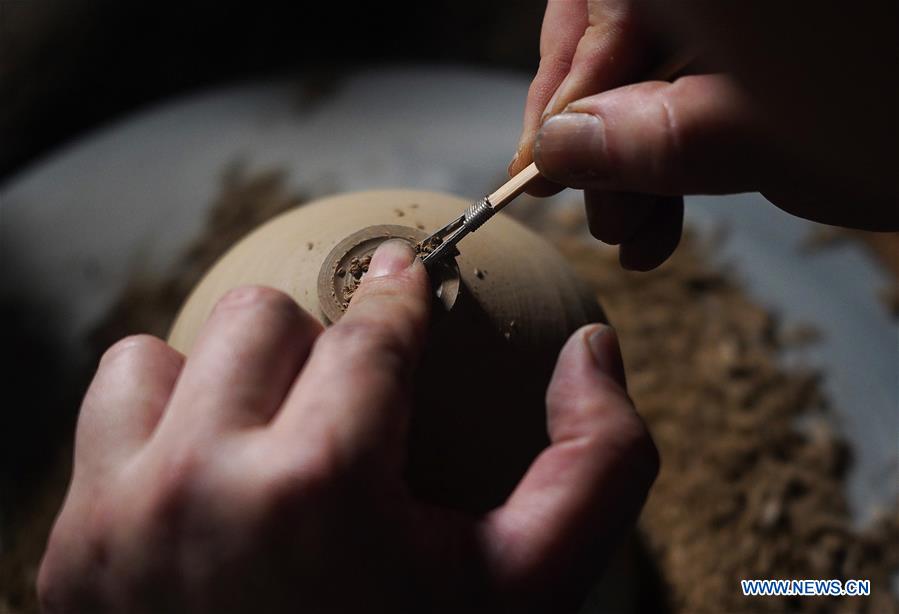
[654,78,712,191]
[261,446,342,513]
[350,272,427,313]
[656,97,681,191]
[313,322,359,355]
[100,334,168,367]
[215,285,299,317]
[141,445,205,526]
[317,320,409,370]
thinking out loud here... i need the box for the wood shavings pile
[337,254,372,309]
[554,221,898,614]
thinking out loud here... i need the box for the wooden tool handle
[488,162,541,210]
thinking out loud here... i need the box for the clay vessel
[169,189,605,512]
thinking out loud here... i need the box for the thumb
[534,74,764,195]
[481,324,658,609]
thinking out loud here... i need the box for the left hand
[38,240,658,613]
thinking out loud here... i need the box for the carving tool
[418,162,540,267]
[418,51,695,269]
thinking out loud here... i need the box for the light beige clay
[169,189,605,512]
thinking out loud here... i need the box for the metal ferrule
[420,195,494,267]
[463,197,494,231]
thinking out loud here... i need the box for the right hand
[511,0,898,271]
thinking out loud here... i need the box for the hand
[511,0,899,271]
[38,240,658,614]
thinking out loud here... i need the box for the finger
[510,0,588,179]
[619,195,683,271]
[75,335,183,474]
[534,74,763,195]
[512,1,648,198]
[584,190,656,245]
[274,240,431,469]
[538,0,647,123]
[162,286,322,434]
[481,325,658,606]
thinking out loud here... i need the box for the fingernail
[586,325,611,366]
[367,240,416,279]
[535,113,607,182]
[585,325,627,389]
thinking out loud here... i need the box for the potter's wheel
[1,67,896,529]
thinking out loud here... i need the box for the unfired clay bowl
[169,189,606,512]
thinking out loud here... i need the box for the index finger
[510,0,588,195]
[273,240,431,469]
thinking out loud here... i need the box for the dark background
[0,0,546,180]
